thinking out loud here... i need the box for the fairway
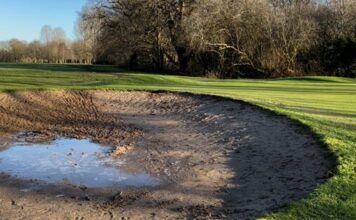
[0,64,355,219]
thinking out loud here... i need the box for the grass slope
[0,64,355,219]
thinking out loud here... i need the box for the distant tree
[39,25,76,63]
[40,25,53,45]
[8,39,27,62]
[27,40,42,63]
[0,25,94,64]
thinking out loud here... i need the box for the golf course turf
[0,63,355,219]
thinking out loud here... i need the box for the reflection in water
[0,138,158,188]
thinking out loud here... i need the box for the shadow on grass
[0,63,122,73]
[277,76,356,83]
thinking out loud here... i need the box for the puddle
[0,138,159,188]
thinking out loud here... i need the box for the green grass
[0,63,355,219]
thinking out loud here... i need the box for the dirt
[0,91,334,219]
[112,144,135,157]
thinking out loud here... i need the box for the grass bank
[0,63,355,219]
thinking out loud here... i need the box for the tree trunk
[176,46,190,73]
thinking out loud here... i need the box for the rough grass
[0,63,355,219]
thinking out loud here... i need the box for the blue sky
[0,0,87,42]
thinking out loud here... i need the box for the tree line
[0,25,93,64]
[80,0,355,78]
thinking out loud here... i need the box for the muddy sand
[0,91,334,219]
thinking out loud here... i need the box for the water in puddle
[0,138,158,188]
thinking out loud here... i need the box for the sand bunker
[0,91,334,219]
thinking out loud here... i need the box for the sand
[0,91,334,219]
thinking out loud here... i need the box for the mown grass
[0,63,355,219]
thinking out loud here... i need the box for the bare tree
[8,39,27,62]
[1,0,354,77]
